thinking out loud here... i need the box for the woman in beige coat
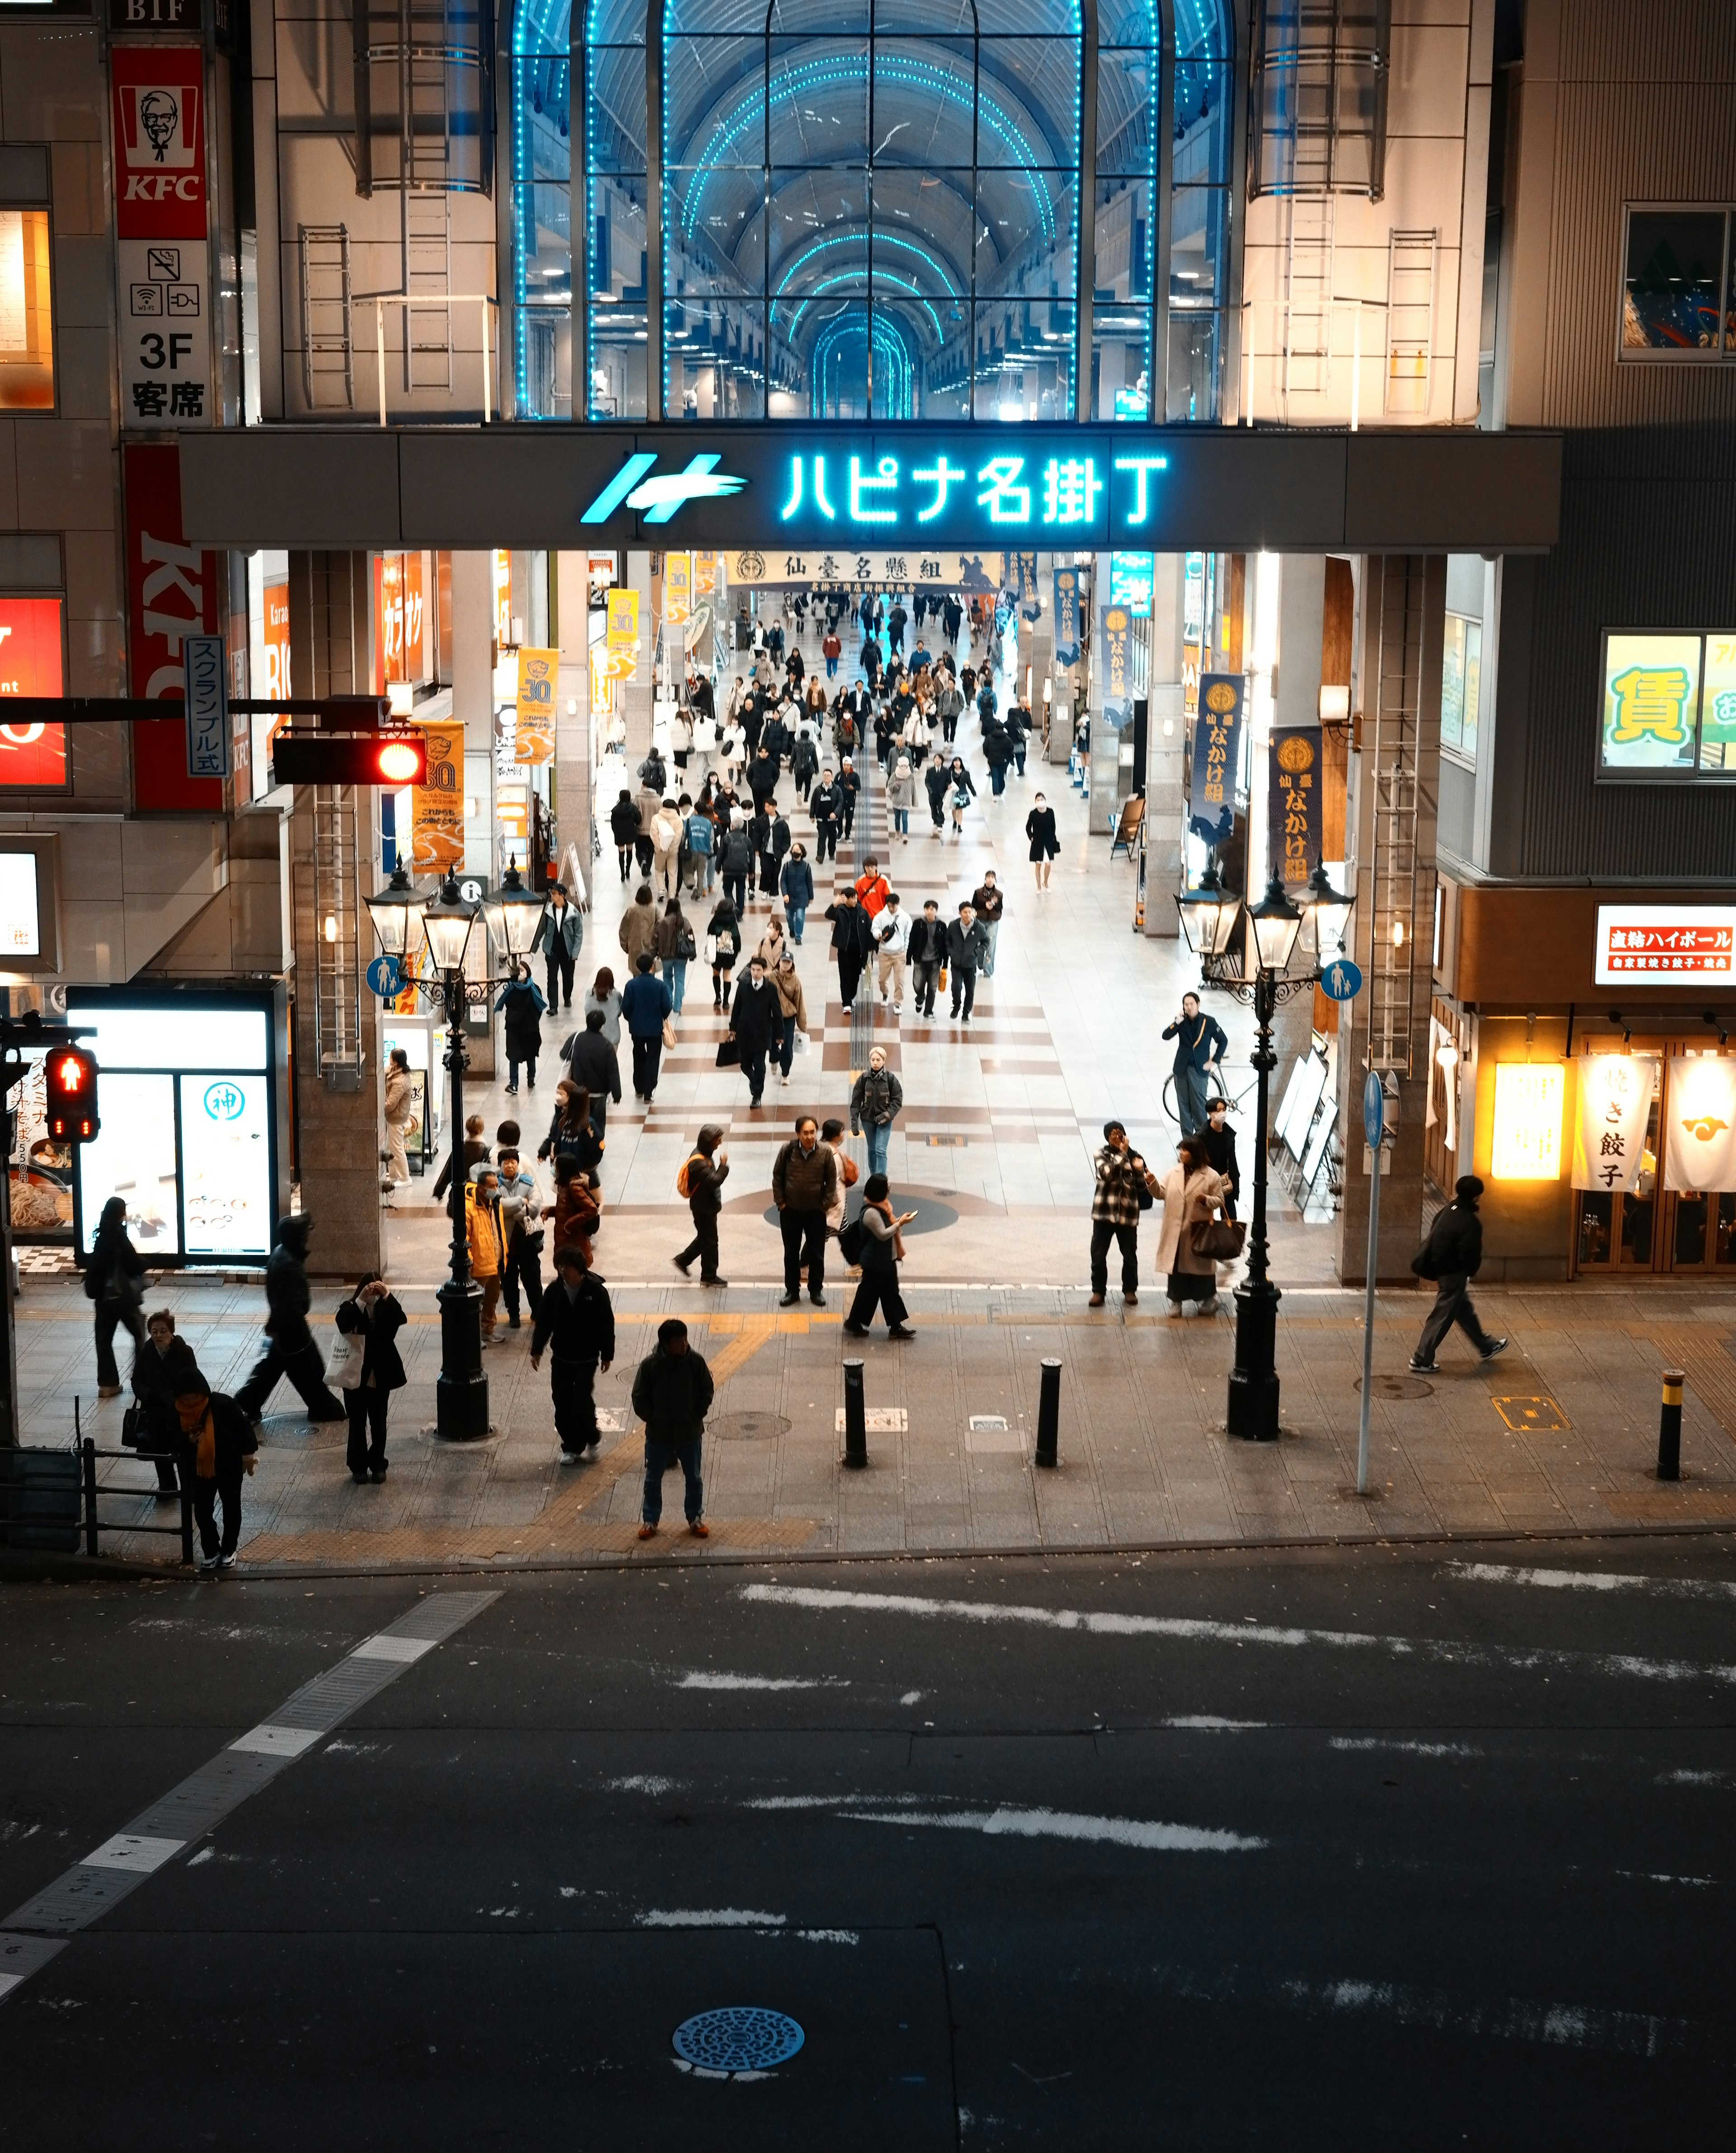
[1154,1133,1227,1315]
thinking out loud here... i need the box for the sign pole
[1356,1067,1385,1497]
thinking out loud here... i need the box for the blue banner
[1052,566,1081,666]
[1188,673,1243,847]
[1269,724,1323,888]
[1099,603,1133,718]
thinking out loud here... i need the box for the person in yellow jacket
[465,1161,506,1342]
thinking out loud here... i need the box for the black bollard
[1035,1357,1062,1469]
[1657,1367,1684,1482]
[843,1358,868,1468]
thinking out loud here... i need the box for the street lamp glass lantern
[363,862,427,960]
[420,874,479,974]
[1249,876,1306,975]
[1300,863,1355,961]
[1175,863,1242,963]
[484,857,548,961]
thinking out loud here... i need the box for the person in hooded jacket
[87,1194,146,1398]
[534,883,584,1010]
[333,1274,406,1482]
[234,1215,347,1423]
[609,789,641,883]
[824,885,875,1008]
[1409,1176,1510,1374]
[565,1007,622,1138]
[618,884,660,970]
[495,958,547,1094]
[532,1243,616,1459]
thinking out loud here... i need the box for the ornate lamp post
[1177,864,1355,1441]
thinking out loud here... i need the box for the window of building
[0,201,54,411]
[1621,207,1735,359]
[1440,610,1479,765]
[1599,629,1736,777]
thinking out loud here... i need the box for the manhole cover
[672,2006,804,2076]
[712,1411,791,1440]
[1353,1374,1434,1399]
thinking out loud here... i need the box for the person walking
[331,1274,406,1483]
[632,1318,714,1539]
[908,898,947,1018]
[234,1216,347,1423]
[632,777,661,879]
[532,1242,617,1459]
[825,884,875,1009]
[773,1114,838,1308]
[173,1373,258,1574]
[544,1153,601,1269]
[754,795,791,896]
[129,1306,197,1497]
[779,841,814,945]
[495,958,546,1095]
[850,1045,904,1179]
[565,1007,622,1139]
[873,892,910,1009]
[855,855,889,920]
[946,901,990,1024]
[535,883,584,1012]
[837,758,860,841]
[792,724,819,803]
[1163,992,1229,1135]
[705,896,741,1010]
[651,797,685,901]
[970,871,1004,977]
[618,883,660,972]
[382,1047,415,1194]
[983,721,1013,798]
[495,1147,545,1331]
[1026,793,1060,888]
[948,755,977,838]
[819,1117,858,1242]
[538,1080,604,1180]
[771,951,809,1084]
[433,1112,489,1203]
[583,966,623,1047]
[842,1174,917,1339]
[465,1163,507,1343]
[673,1123,729,1286]
[609,788,640,883]
[1409,1176,1509,1374]
[719,817,754,912]
[1200,1096,1241,1220]
[887,751,916,840]
[622,951,674,1102]
[655,897,695,1015]
[822,625,841,679]
[937,670,963,745]
[1088,1120,1158,1308]
[87,1194,146,1399]
[727,952,781,1107]
[924,755,950,836]
[683,795,715,898]
[1155,1135,1228,1317]
[809,768,842,864]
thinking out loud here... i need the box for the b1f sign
[112,47,210,428]
[1594,905,1736,985]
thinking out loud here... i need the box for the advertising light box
[1594,905,1736,986]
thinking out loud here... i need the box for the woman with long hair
[706,895,742,1011]
[1155,1134,1229,1317]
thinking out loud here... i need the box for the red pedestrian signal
[271,731,428,787]
[46,1045,99,1142]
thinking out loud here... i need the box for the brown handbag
[1190,1218,1246,1259]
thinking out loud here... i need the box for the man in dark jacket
[1200,1096,1241,1220]
[924,755,951,832]
[531,1243,616,1457]
[621,952,674,1102]
[174,1373,258,1572]
[750,797,790,895]
[772,1115,838,1308]
[632,1318,714,1537]
[809,770,843,863]
[566,1007,623,1137]
[720,819,754,911]
[837,757,860,839]
[824,886,875,1008]
[727,954,782,1107]
[234,1216,346,1424]
[1410,1175,1508,1373]
[908,899,947,1016]
[946,902,991,1024]
[674,1124,729,1285]
[1163,992,1229,1134]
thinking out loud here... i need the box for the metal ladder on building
[1282,193,1335,416]
[403,188,452,392]
[1384,227,1438,415]
[311,785,365,1089]
[1366,557,1426,1076]
[298,225,354,411]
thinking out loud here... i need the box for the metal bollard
[843,1358,868,1469]
[1035,1357,1062,1469]
[1657,1367,1684,1482]
[81,1434,98,1558]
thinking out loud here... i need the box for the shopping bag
[793,1028,809,1056]
[715,1036,741,1067]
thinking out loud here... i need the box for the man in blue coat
[621,952,674,1103]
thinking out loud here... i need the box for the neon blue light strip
[784,270,945,349]
[581,450,656,521]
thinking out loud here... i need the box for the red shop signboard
[124,440,222,811]
[0,596,67,788]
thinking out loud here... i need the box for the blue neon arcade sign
[776,448,1165,545]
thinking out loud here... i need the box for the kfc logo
[112,50,207,240]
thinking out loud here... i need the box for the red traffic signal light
[271,731,428,787]
[46,1045,99,1143]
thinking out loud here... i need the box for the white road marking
[841,1804,1266,1852]
[1330,1737,1483,1758]
[83,1835,184,1874]
[1164,1716,1269,1731]
[678,1671,841,1691]
[797,1928,860,1944]
[1447,1562,1736,1602]
[353,1633,440,1662]
[740,1583,1736,1688]
[229,1724,322,1758]
[605,1774,686,1795]
[1659,1768,1727,1786]
[637,1907,787,1928]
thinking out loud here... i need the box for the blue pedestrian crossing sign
[366,954,401,1000]
[1363,1068,1387,1152]
[1320,955,1362,1003]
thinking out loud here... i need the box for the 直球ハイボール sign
[1593,905,1736,986]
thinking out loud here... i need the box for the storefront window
[0,207,53,410]
[1621,207,1731,357]
[1440,612,1480,764]
[1599,629,1736,777]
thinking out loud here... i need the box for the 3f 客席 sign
[111,45,211,429]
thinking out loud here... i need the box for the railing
[359,293,499,424]
[80,1432,194,1564]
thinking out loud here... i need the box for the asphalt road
[2,1536,1734,2146]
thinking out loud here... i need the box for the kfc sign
[111,47,206,241]
[1594,905,1736,986]
[0,598,67,789]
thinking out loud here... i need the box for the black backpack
[837,1209,866,1264]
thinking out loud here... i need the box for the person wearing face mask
[1026,792,1060,888]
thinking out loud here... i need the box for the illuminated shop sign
[1593,904,1736,985]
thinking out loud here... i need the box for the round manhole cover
[712,1410,792,1440]
[1353,1374,1434,1399]
[672,2007,804,2076]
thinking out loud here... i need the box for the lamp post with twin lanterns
[365,859,549,1441]
[1176,860,1355,1442]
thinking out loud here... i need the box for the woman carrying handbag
[1154,1134,1240,1317]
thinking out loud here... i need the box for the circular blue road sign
[1363,1068,1387,1152]
[365,954,401,999]
[1320,955,1363,1003]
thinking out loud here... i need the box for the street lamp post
[367,859,548,1443]
[1178,862,1355,1443]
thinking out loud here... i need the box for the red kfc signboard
[124,441,222,811]
[0,597,67,788]
[111,46,207,241]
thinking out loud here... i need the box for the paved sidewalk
[20,1274,1736,1573]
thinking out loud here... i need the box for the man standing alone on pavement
[1410,1176,1508,1374]
[1089,1120,1157,1307]
[531,1244,615,1458]
[633,1318,714,1539]
[773,1114,838,1308]
[1163,992,1228,1134]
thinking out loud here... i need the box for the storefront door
[1571,1040,1736,1277]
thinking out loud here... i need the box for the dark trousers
[632,1034,664,1098]
[507,1055,537,1088]
[1090,1220,1141,1297]
[848,1268,908,1330]
[1175,1062,1212,1134]
[741,1040,769,1102]
[94,1300,145,1390]
[634,835,654,876]
[345,1388,389,1476]
[758,849,779,892]
[500,1237,544,1324]
[777,1010,798,1076]
[782,1208,826,1298]
[676,1210,720,1281]
[950,965,977,1018]
[545,946,576,1010]
[191,1464,244,1559]
[722,869,747,910]
[942,714,959,742]
[552,1354,601,1453]
[913,960,940,1015]
[235,1336,344,1422]
[617,845,634,882]
[815,822,838,862]
[841,803,856,836]
[1415,1273,1493,1364]
[642,1435,703,1524]
[838,958,865,1007]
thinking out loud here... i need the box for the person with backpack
[632,1317,715,1540]
[705,896,741,1010]
[673,1123,729,1286]
[840,1173,917,1340]
[779,840,814,945]
[773,1114,838,1308]
[1409,1176,1509,1374]
[1089,1120,1159,1308]
[656,897,696,1015]
[87,1193,146,1399]
[331,1273,406,1482]
[684,795,716,897]
[532,1242,616,1459]
[719,817,754,912]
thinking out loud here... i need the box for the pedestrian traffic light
[45,1044,98,1142]
[270,730,428,787]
